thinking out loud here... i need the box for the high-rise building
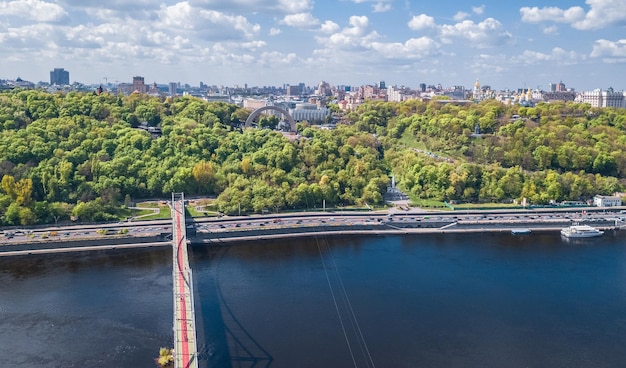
[286,84,302,96]
[168,82,178,97]
[387,86,406,102]
[132,76,146,93]
[317,81,332,96]
[50,68,69,85]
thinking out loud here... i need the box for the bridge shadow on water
[191,245,274,368]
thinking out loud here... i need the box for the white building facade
[593,195,622,207]
[289,103,330,123]
[576,88,626,108]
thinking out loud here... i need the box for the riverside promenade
[171,193,198,368]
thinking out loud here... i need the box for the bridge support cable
[315,235,376,368]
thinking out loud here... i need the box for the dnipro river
[2,231,626,368]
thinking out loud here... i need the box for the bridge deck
[171,193,198,368]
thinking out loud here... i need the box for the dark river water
[2,231,626,368]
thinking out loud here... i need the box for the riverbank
[193,218,618,243]
[1,215,620,257]
[0,235,169,257]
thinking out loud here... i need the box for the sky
[0,0,625,91]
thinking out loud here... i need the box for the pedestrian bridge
[170,193,198,368]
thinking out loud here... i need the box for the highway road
[0,220,172,244]
[2,207,625,245]
[191,208,626,234]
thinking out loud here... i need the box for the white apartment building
[387,86,405,102]
[387,85,418,102]
[593,195,622,207]
[576,88,626,108]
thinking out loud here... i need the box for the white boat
[511,228,531,235]
[560,225,604,238]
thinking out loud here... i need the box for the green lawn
[409,198,451,210]
[134,201,162,208]
[140,207,171,220]
[130,202,171,220]
[132,208,158,216]
[452,203,525,210]
[186,201,220,217]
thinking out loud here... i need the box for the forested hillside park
[0,89,625,226]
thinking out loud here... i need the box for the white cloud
[59,0,153,11]
[313,15,379,57]
[572,0,626,30]
[0,1,621,89]
[0,23,58,48]
[343,15,370,36]
[63,22,196,53]
[278,0,312,13]
[590,39,626,60]
[343,0,395,13]
[159,2,260,39]
[370,37,440,59]
[440,18,512,48]
[520,1,626,30]
[0,0,68,23]
[60,0,157,21]
[187,0,313,14]
[542,25,558,35]
[469,53,509,74]
[472,5,485,15]
[312,14,441,67]
[233,40,267,50]
[408,13,514,49]
[408,14,436,30]
[320,20,340,34]
[372,2,392,13]
[0,20,203,66]
[258,51,298,66]
[319,16,380,51]
[453,11,470,21]
[280,12,320,28]
[520,6,585,23]
[515,47,583,65]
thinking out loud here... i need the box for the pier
[171,193,198,368]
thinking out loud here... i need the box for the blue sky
[0,0,625,91]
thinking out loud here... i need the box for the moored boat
[511,228,531,235]
[560,225,603,238]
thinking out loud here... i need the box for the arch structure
[245,106,297,133]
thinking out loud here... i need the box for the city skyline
[0,1,625,91]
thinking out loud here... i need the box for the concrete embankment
[191,219,618,244]
[1,218,619,256]
[0,235,170,257]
